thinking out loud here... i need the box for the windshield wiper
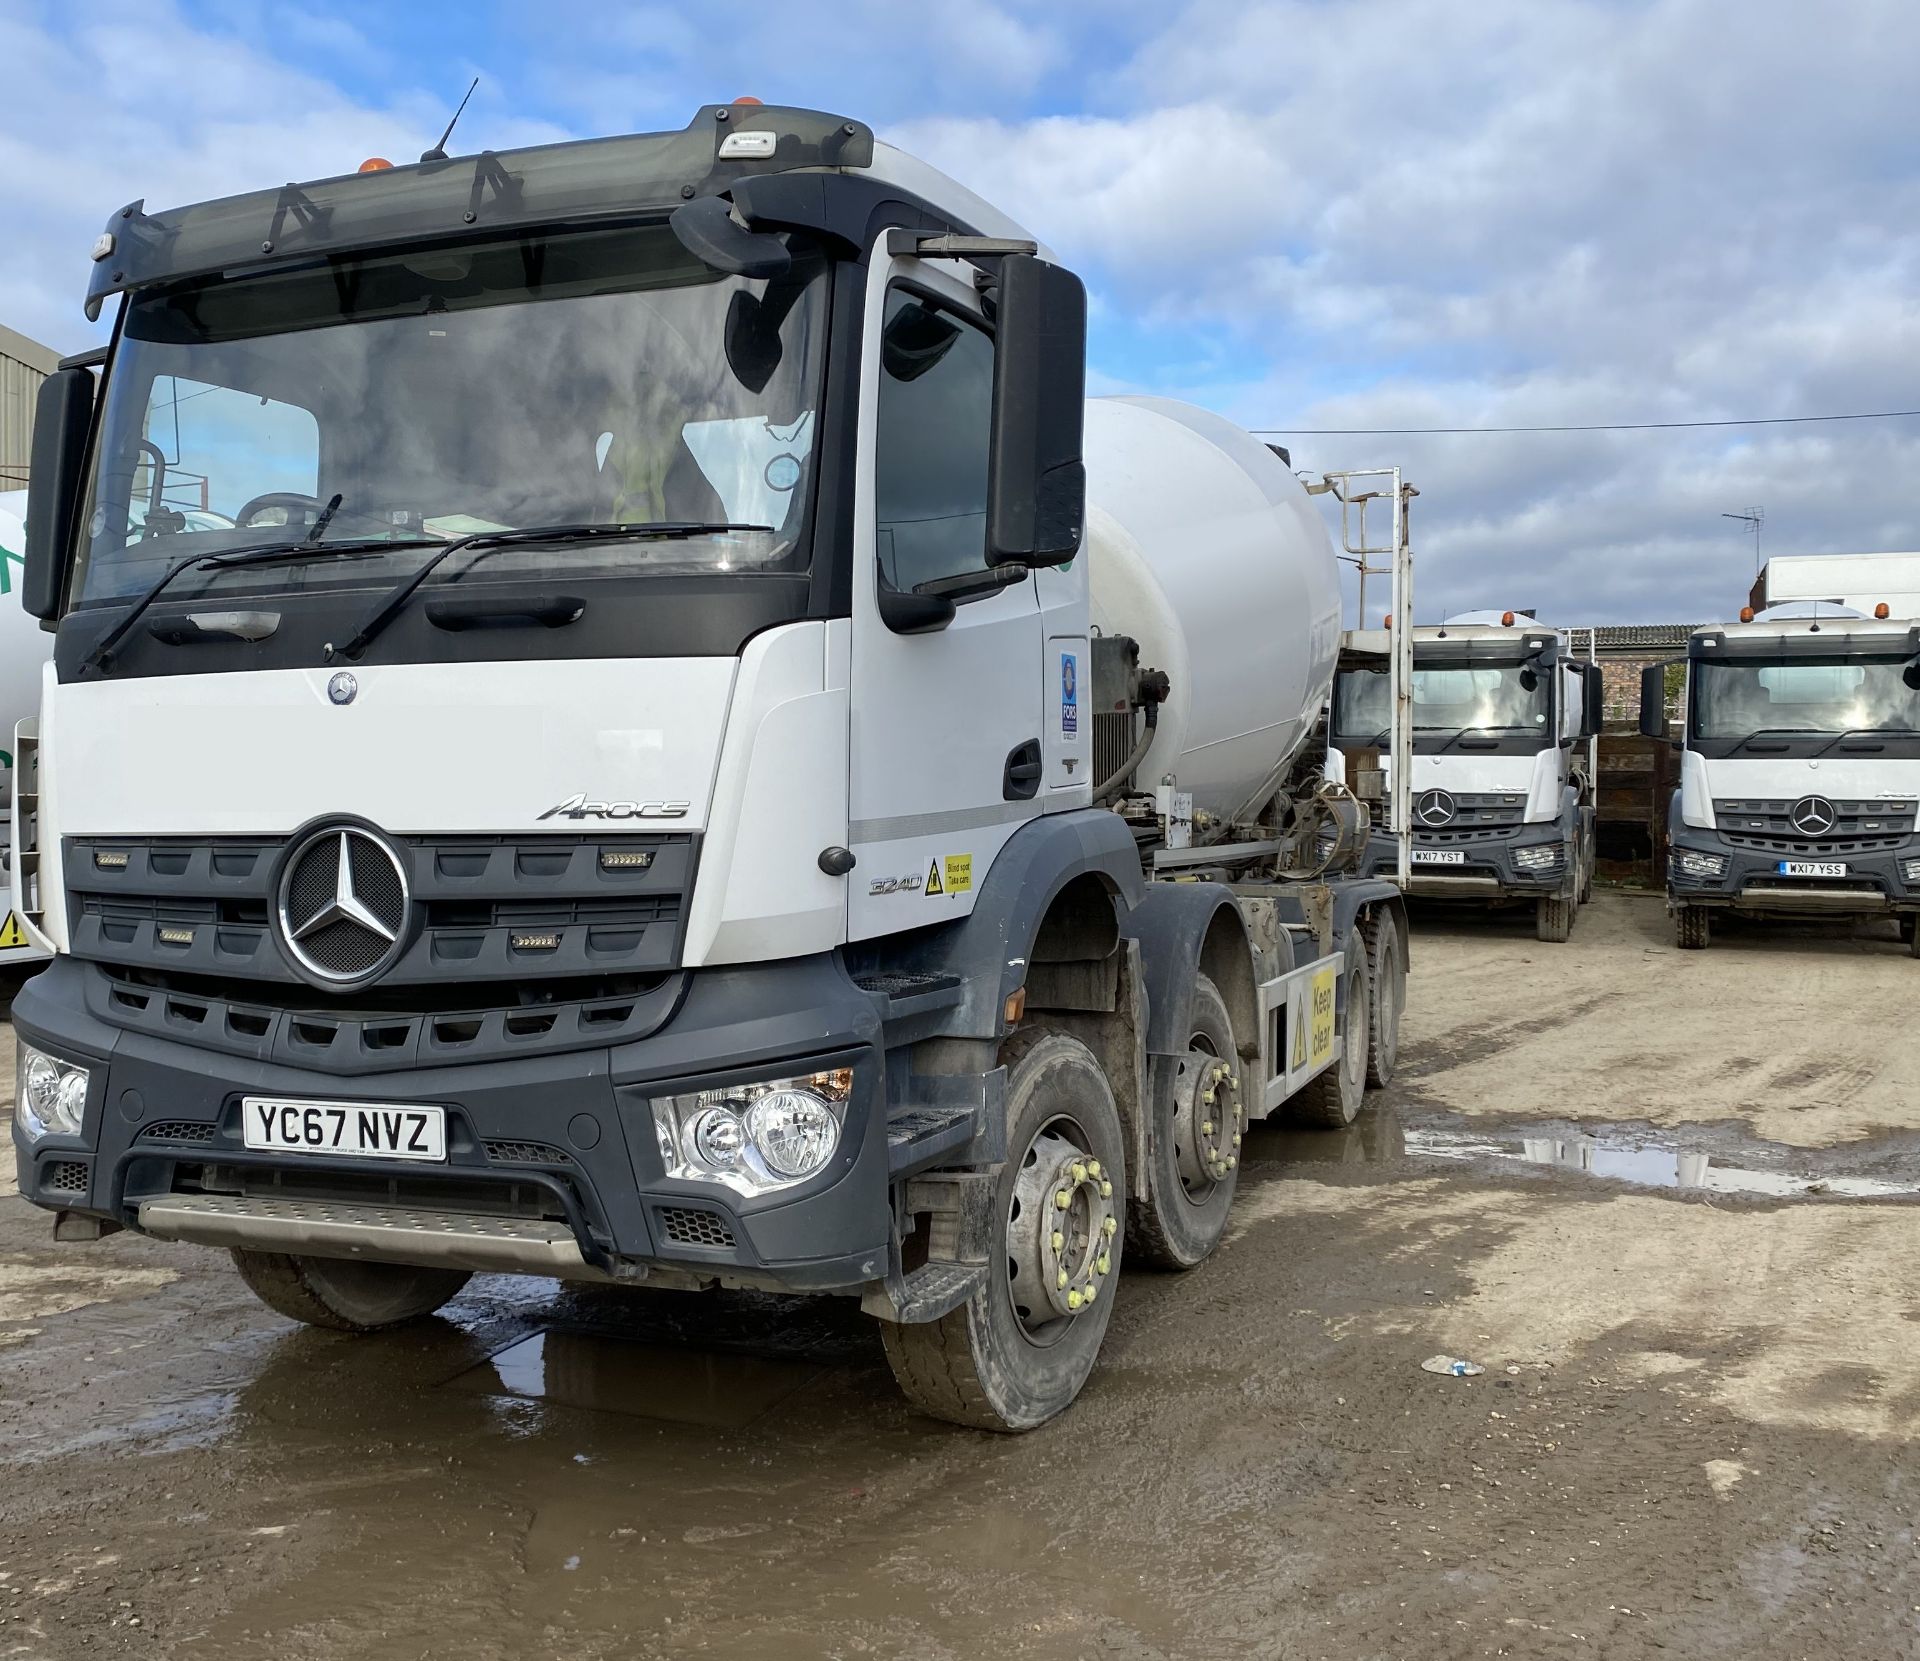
[1424,725,1536,754]
[1728,727,1819,753]
[325,522,774,662]
[1815,726,1918,755]
[79,536,439,675]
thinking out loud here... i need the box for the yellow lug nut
[1083,1282,1096,1303]
[1096,1253,1111,1275]
[1067,1289,1083,1312]
[1226,1156,1237,1170]
[1087,1160,1101,1179]
[1099,1180,1113,1198]
[1202,1087,1215,1105]
[1055,1189,1071,1209]
[1051,1230,1065,1252]
[1201,1120,1214,1136]
[1057,1269,1069,1289]
[1071,1161,1087,1183]
[1102,1216,1117,1237]
[1232,1132,1242,1147]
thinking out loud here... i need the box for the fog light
[1904,858,1920,884]
[1514,844,1562,872]
[1678,849,1727,879]
[745,1089,838,1179]
[16,1044,90,1141]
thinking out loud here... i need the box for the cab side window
[873,286,993,592]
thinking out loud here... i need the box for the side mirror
[22,366,96,621]
[1582,663,1605,738]
[669,195,792,281]
[986,254,1086,567]
[1639,661,1673,741]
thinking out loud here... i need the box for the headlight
[651,1068,853,1195]
[15,1043,90,1142]
[1514,844,1563,872]
[1904,858,1920,884]
[1677,849,1727,879]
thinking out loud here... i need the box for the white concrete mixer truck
[1,490,54,971]
[1327,611,1603,941]
[9,104,1407,1430]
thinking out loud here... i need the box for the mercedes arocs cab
[10,104,1410,1430]
[1327,611,1602,942]
[1642,601,1920,953]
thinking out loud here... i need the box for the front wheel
[1536,894,1575,943]
[882,1031,1126,1431]
[1674,905,1710,949]
[231,1250,471,1332]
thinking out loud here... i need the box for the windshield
[1691,654,1920,748]
[1334,660,1553,752]
[74,223,828,608]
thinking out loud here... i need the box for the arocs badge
[1061,651,1078,736]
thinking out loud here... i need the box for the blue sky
[5,0,1920,624]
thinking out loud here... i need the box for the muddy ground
[4,889,1920,1659]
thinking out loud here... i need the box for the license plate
[1777,861,1846,878]
[1412,850,1467,865]
[241,1097,447,1162]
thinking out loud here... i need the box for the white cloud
[4,0,1917,624]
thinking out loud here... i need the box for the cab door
[846,252,1044,939]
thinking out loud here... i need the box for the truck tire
[1536,894,1575,943]
[1363,909,1404,1088]
[1904,916,1920,957]
[1674,905,1710,950]
[1292,932,1371,1128]
[1130,975,1242,1271]
[882,1031,1126,1431]
[230,1250,471,1332]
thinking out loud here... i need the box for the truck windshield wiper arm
[325,521,774,662]
[1728,727,1819,752]
[1815,726,1918,754]
[79,535,439,675]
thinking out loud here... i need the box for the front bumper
[10,955,899,1292]
[1355,823,1574,900]
[1668,826,1920,917]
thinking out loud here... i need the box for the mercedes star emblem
[1789,795,1837,836]
[276,825,410,986]
[328,671,358,706]
[1416,788,1456,827]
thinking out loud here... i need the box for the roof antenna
[421,77,479,163]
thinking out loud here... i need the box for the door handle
[1004,738,1043,801]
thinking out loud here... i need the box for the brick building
[1591,623,1695,722]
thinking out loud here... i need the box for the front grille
[1385,792,1528,832]
[1744,877,1884,894]
[1406,825,1524,846]
[65,831,697,988]
[42,1161,88,1195]
[658,1206,736,1250]
[1713,798,1916,841]
[142,1121,218,1144]
[483,1140,574,1167]
[1721,830,1906,857]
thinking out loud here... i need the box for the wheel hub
[1008,1126,1118,1327]
[1172,1052,1242,1195]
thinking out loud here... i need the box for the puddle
[446,1327,828,1428]
[1402,1128,1920,1198]
[1254,1114,1920,1199]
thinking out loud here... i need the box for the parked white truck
[1,490,53,971]
[1643,601,1920,951]
[1327,611,1602,941]
[9,105,1410,1429]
